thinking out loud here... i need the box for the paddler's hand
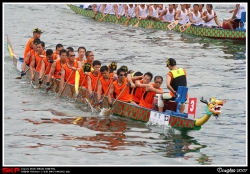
[98,100,103,105]
[38,78,43,85]
[21,71,25,77]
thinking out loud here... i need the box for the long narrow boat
[67,4,246,41]
[6,35,225,131]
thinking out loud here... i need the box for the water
[3,3,247,166]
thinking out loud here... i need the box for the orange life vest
[99,76,113,95]
[62,61,78,85]
[88,72,99,92]
[131,80,145,104]
[78,68,89,89]
[139,83,163,109]
[23,38,34,59]
[34,51,46,73]
[42,58,52,75]
[113,78,132,102]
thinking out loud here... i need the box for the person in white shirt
[226,4,246,30]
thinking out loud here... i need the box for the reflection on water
[12,114,212,164]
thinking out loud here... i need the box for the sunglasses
[70,55,75,57]
[119,74,126,76]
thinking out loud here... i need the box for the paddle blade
[104,108,112,116]
[148,24,153,29]
[98,18,103,22]
[179,23,191,32]
[134,21,139,27]
[16,76,22,79]
[75,70,80,94]
[115,20,119,24]
[167,20,178,30]
[123,20,129,26]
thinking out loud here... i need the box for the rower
[30,41,46,82]
[45,49,67,89]
[97,65,114,106]
[139,76,164,109]
[38,49,54,85]
[159,4,176,23]
[59,50,78,93]
[189,4,203,26]
[131,72,153,105]
[107,67,135,106]
[175,4,188,25]
[202,4,221,28]
[87,60,102,100]
[21,38,40,77]
[53,44,63,60]
[76,46,86,68]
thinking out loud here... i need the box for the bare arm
[97,80,102,101]
[30,55,36,81]
[87,76,93,96]
[39,60,45,79]
[159,9,167,21]
[124,4,129,18]
[213,12,221,27]
[135,6,140,19]
[102,4,106,17]
[59,68,65,92]
[127,74,135,89]
[189,13,195,23]
[166,74,175,93]
[107,83,114,105]
[147,85,164,94]
[175,10,181,20]
[135,80,150,88]
[46,61,56,83]
[149,6,153,16]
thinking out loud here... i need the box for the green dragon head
[200,97,226,118]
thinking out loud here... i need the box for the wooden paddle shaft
[110,85,127,107]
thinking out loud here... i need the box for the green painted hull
[68,4,246,40]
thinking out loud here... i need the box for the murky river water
[3,4,246,166]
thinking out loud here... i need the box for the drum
[222,18,239,29]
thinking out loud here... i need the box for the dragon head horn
[200,97,208,105]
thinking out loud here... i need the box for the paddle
[134,8,146,27]
[167,12,191,30]
[74,72,88,102]
[179,16,206,32]
[16,67,30,79]
[95,80,113,112]
[45,73,60,93]
[92,5,101,20]
[98,8,114,22]
[115,7,124,24]
[58,69,75,97]
[123,8,136,26]
[104,84,127,116]
[36,62,51,89]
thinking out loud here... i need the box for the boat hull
[68,4,246,41]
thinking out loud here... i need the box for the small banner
[188,98,197,119]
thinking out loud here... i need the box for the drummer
[226,4,246,30]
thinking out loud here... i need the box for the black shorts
[234,19,241,22]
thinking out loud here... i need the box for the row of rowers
[21,39,165,109]
[92,4,222,27]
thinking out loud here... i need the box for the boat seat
[236,12,246,31]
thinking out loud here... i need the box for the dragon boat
[6,35,226,131]
[67,4,246,41]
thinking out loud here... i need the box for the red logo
[2,168,20,173]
